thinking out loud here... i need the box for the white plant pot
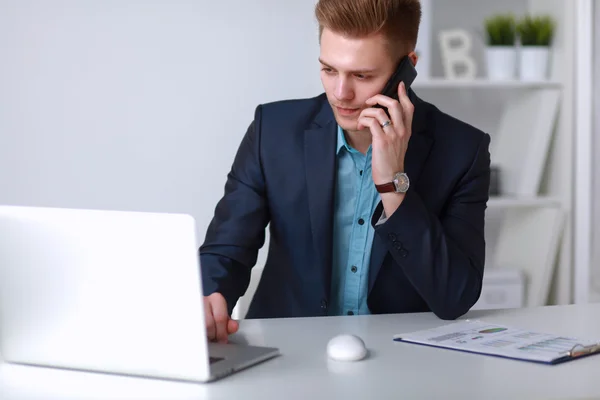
[485,46,517,81]
[519,46,550,81]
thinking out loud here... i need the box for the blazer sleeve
[373,133,491,320]
[199,105,270,315]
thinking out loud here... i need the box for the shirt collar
[336,125,352,155]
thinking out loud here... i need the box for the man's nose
[335,77,354,101]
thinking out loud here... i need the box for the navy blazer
[200,90,491,320]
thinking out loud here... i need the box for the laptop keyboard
[209,356,224,364]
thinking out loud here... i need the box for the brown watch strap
[375,182,396,193]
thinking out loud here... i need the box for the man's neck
[344,129,372,155]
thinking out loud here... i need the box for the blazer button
[388,233,397,241]
[394,242,403,250]
[320,299,328,309]
[399,248,409,258]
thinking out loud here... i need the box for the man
[200,0,490,343]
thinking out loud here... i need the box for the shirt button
[358,218,365,225]
[347,311,354,315]
[351,266,358,273]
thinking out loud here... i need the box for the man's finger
[227,319,239,334]
[211,297,230,343]
[360,107,401,135]
[357,116,385,139]
[204,299,216,341]
[365,94,398,109]
[397,82,414,131]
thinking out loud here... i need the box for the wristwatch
[375,172,410,193]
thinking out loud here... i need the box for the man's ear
[408,51,418,67]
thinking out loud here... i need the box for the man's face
[319,28,397,133]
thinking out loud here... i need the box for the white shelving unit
[416,0,577,308]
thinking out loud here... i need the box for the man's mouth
[335,106,360,116]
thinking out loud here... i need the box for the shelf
[487,196,562,208]
[412,78,562,89]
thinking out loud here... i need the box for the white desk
[1,303,599,399]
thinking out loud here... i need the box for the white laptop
[0,205,279,382]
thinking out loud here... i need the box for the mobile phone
[373,55,417,114]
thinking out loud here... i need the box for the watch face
[393,173,410,192]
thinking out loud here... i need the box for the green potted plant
[516,15,556,81]
[483,13,517,80]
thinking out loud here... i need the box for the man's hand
[358,81,413,184]
[357,81,414,217]
[204,292,239,343]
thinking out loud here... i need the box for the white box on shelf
[472,269,525,310]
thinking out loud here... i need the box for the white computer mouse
[326,334,367,361]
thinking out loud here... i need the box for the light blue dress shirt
[329,125,381,316]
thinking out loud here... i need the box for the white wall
[0,0,321,248]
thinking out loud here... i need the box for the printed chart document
[393,320,600,364]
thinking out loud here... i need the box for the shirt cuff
[376,210,388,226]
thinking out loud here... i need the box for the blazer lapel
[304,99,337,295]
[368,91,435,292]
